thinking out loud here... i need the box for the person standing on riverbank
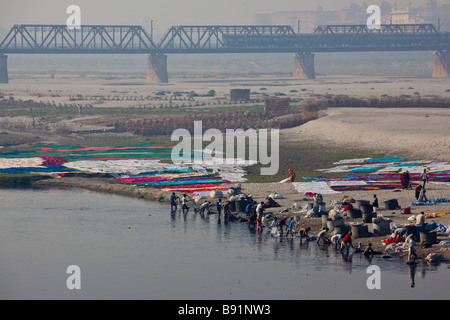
[245,201,254,217]
[256,201,264,216]
[372,194,379,213]
[421,169,428,189]
[256,214,263,234]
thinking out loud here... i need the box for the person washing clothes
[418,188,428,202]
[331,234,342,250]
[340,232,354,253]
[170,192,179,212]
[199,201,211,215]
[317,227,330,245]
[415,184,422,201]
[285,217,296,238]
[181,194,190,213]
[216,199,223,216]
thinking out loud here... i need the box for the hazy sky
[0,0,437,32]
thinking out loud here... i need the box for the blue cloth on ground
[0,165,77,174]
[366,157,406,163]
[410,198,450,206]
[351,167,382,172]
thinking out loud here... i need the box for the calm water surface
[0,188,448,300]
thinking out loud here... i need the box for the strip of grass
[243,141,385,183]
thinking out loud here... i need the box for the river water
[0,188,448,300]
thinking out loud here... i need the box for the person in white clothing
[256,201,264,216]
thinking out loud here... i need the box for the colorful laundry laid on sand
[292,181,341,195]
[0,144,250,194]
[294,157,450,195]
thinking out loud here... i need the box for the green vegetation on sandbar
[243,141,386,183]
[0,103,267,118]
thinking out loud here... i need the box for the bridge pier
[0,55,8,84]
[432,51,450,78]
[293,53,315,80]
[147,54,168,83]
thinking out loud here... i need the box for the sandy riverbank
[281,107,450,162]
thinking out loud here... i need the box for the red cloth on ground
[383,236,405,245]
[343,204,353,212]
[40,156,67,166]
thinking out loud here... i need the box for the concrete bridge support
[432,51,450,78]
[147,54,168,83]
[293,53,315,80]
[0,55,8,84]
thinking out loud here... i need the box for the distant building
[383,0,450,31]
[230,89,250,101]
[253,4,369,33]
[253,1,450,33]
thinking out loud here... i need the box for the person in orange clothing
[256,214,263,234]
[288,169,296,182]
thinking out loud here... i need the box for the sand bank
[281,107,450,162]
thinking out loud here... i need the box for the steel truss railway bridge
[0,23,449,83]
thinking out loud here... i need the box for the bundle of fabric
[40,156,67,166]
[383,236,405,245]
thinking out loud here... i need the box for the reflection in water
[409,264,416,288]
[0,188,448,299]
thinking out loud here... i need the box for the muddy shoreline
[32,176,450,263]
